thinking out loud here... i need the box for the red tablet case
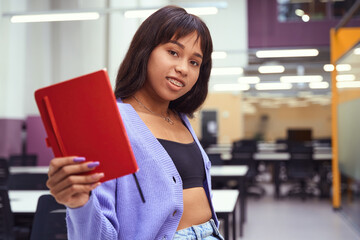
[34,69,138,182]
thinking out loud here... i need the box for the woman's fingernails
[92,173,104,180]
[73,157,86,163]
[87,161,100,168]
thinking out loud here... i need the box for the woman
[46,5,223,240]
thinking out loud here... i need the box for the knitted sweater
[66,101,218,240]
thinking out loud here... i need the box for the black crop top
[158,139,205,189]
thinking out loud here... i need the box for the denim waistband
[173,219,223,240]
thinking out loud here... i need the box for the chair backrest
[287,144,314,178]
[230,140,257,165]
[9,155,37,166]
[0,189,14,240]
[30,194,67,240]
[207,153,223,166]
[8,173,48,190]
[0,159,9,188]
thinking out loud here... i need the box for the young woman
[46,5,223,240]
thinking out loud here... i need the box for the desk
[9,166,49,174]
[254,152,332,198]
[211,165,248,237]
[9,190,50,213]
[212,190,239,240]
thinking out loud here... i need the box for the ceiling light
[258,65,285,74]
[256,49,319,58]
[309,82,329,89]
[336,74,356,81]
[211,67,243,76]
[211,51,227,59]
[255,83,292,90]
[337,81,360,88]
[10,12,100,23]
[295,9,305,16]
[124,9,155,18]
[336,64,351,71]
[323,64,334,72]
[302,14,310,22]
[186,7,218,15]
[238,76,260,84]
[125,7,218,18]
[354,48,360,55]
[280,75,323,83]
[213,83,250,91]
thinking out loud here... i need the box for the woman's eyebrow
[168,40,203,59]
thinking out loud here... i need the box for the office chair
[9,154,37,166]
[0,158,9,188]
[228,140,266,198]
[207,153,223,166]
[0,189,14,240]
[30,194,67,240]
[8,173,48,190]
[0,189,30,240]
[286,143,317,200]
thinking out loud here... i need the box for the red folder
[34,69,138,183]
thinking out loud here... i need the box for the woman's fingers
[53,182,101,207]
[47,160,100,189]
[50,172,104,196]
[48,156,85,177]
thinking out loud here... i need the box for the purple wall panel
[248,0,360,48]
[0,119,23,158]
[26,116,54,166]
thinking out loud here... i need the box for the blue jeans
[173,219,224,240]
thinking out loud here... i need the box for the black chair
[30,194,67,240]
[8,173,48,190]
[228,140,266,197]
[208,153,223,166]
[0,189,30,240]
[286,143,317,200]
[0,158,9,188]
[0,189,14,240]
[9,154,37,166]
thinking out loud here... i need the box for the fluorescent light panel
[256,49,319,58]
[309,82,329,89]
[213,83,250,91]
[125,7,218,18]
[255,83,292,90]
[336,64,351,71]
[211,67,243,76]
[354,48,360,55]
[280,75,323,83]
[258,65,285,74]
[337,81,360,88]
[323,64,334,72]
[336,74,356,81]
[10,12,100,23]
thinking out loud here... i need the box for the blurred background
[1,0,360,239]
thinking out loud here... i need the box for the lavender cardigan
[66,101,219,240]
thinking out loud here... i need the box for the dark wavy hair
[114,5,213,117]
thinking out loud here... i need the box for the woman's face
[144,31,203,102]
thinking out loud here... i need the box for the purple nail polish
[73,157,86,163]
[87,161,100,168]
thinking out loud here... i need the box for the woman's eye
[168,50,178,57]
[190,60,200,67]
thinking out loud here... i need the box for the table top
[211,165,248,176]
[10,166,49,174]
[212,189,239,213]
[9,190,50,213]
[254,152,332,161]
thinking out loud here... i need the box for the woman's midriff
[177,187,212,230]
